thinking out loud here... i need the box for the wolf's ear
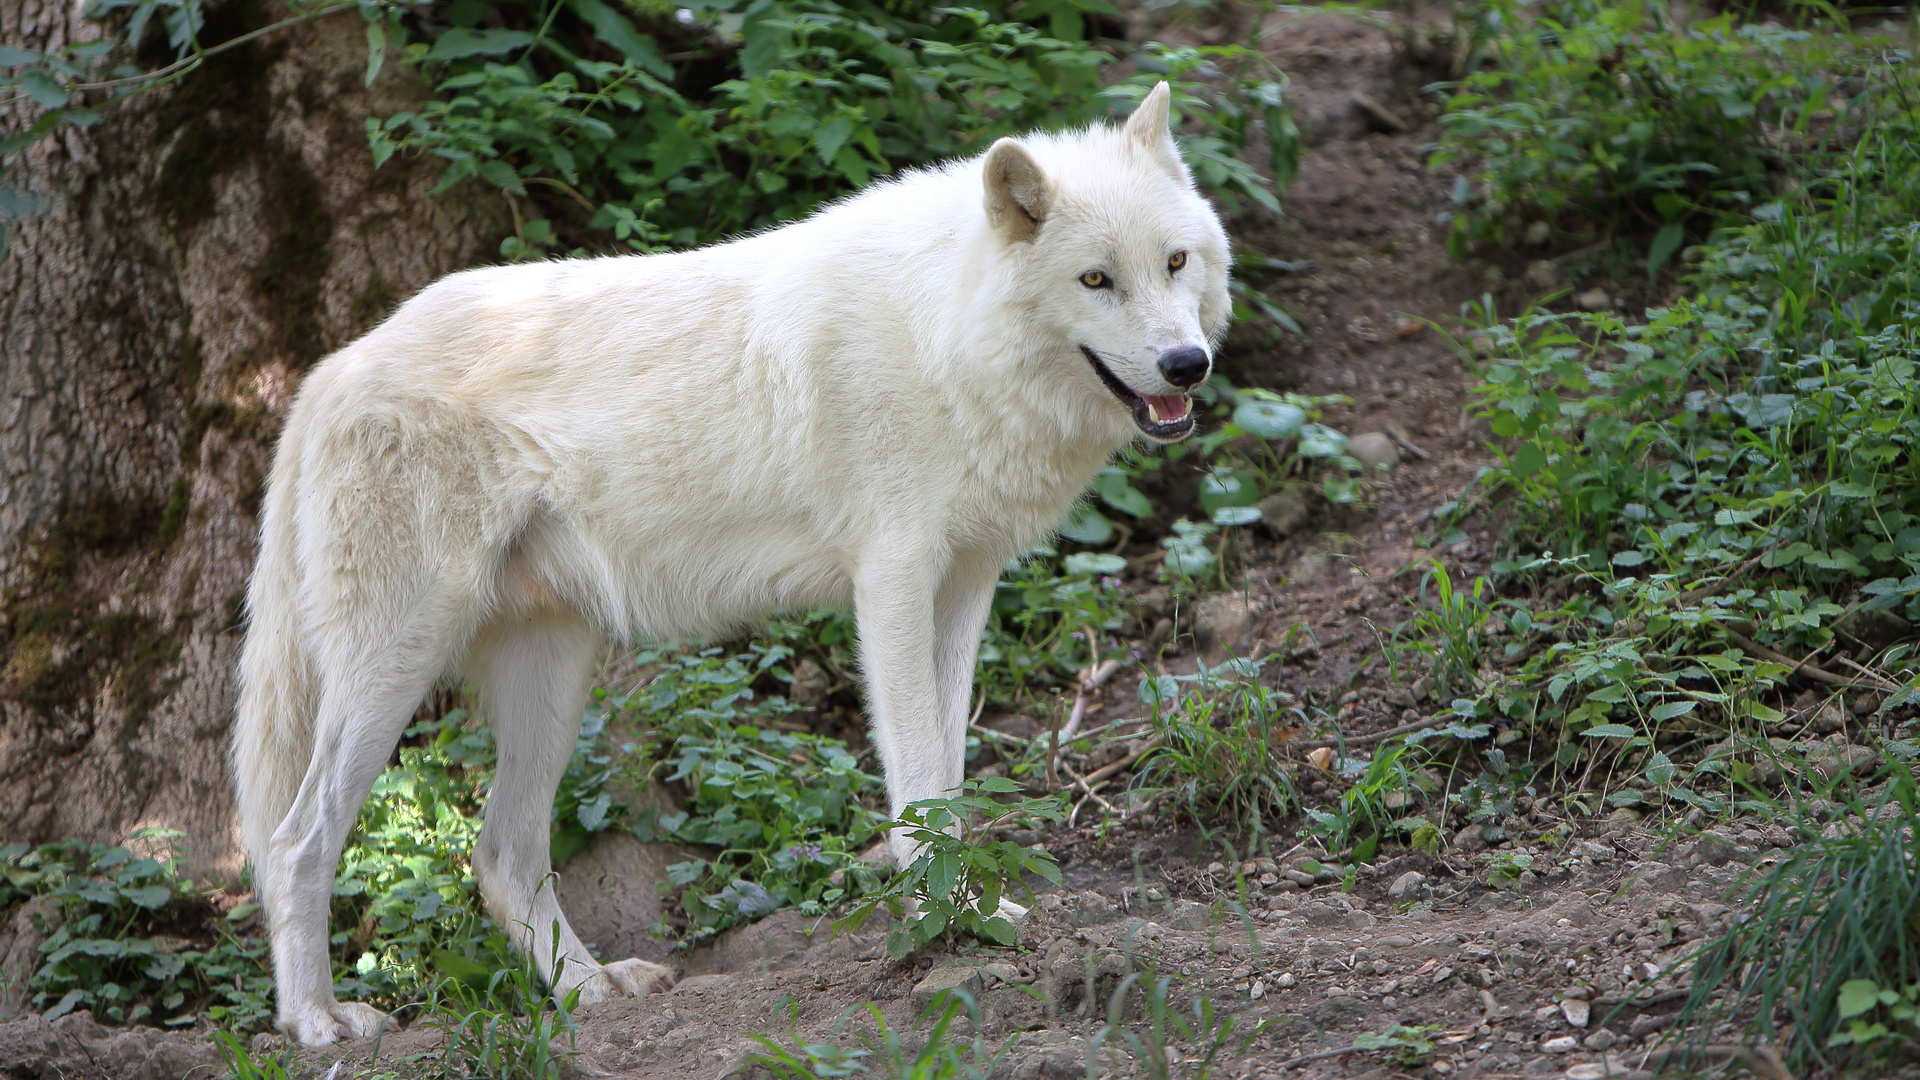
[1123,82,1187,182]
[983,138,1054,245]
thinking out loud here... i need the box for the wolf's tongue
[1145,395,1190,423]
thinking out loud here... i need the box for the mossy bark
[0,0,508,878]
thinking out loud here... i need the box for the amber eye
[1080,270,1109,289]
[1168,250,1188,272]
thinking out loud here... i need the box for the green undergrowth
[1423,20,1920,808]
[1434,0,1869,276]
[1678,768,1920,1073]
[0,829,273,1030]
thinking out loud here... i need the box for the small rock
[1194,593,1255,651]
[790,657,830,708]
[1835,608,1911,652]
[1454,825,1490,852]
[1412,675,1435,701]
[1575,288,1612,311]
[1807,737,1876,780]
[1250,979,1265,999]
[1810,701,1848,734]
[1628,1013,1674,1038]
[912,965,985,1007]
[1388,871,1427,899]
[1524,259,1562,290]
[1541,1035,1580,1053]
[1275,972,1297,989]
[1255,489,1312,538]
[1560,998,1590,1028]
[1582,1029,1616,1051]
[1348,432,1400,473]
[1524,221,1552,246]
[1604,807,1642,828]
[1384,687,1417,709]
[1350,91,1408,133]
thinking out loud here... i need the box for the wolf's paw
[286,1001,392,1046]
[574,958,675,1004]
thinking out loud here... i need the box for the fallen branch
[1296,714,1448,750]
[1726,629,1902,692]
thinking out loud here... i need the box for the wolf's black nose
[1157,347,1210,388]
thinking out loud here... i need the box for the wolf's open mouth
[1079,347,1194,441]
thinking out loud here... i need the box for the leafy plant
[6,830,275,1031]
[1138,658,1299,831]
[1352,1023,1438,1067]
[423,939,586,1080]
[1433,0,1860,269]
[608,640,886,935]
[1091,971,1271,1080]
[750,992,1016,1080]
[837,777,1063,959]
[361,0,1301,259]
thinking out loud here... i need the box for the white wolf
[233,81,1230,1046]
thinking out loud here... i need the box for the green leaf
[119,884,172,909]
[1058,503,1113,545]
[1232,400,1305,440]
[813,113,855,166]
[1063,552,1127,576]
[927,853,960,903]
[1297,424,1348,458]
[1647,222,1685,281]
[1839,979,1884,1020]
[1582,724,1637,738]
[1212,505,1262,527]
[1649,701,1697,721]
[1094,471,1153,518]
[364,20,386,87]
[433,951,494,985]
[21,69,68,108]
[570,0,672,77]
[0,45,42,66]
[425,28,533,61]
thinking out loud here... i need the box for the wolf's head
[982,82,1232,444]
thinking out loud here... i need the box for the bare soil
[0,11,1785,1080]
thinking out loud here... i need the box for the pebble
[1575,288,1612,311]
[1388,870,1427,899]
[1560,998,1590,1028]
[1583,1029,1616,1051]
[1274,972,1297,989]
[1541,1035,1580,1053]
[1347,432,1400,472]
[1525,220,1551,246]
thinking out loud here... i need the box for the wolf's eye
[1080,270,1109,289]
[1168,251,1188,272]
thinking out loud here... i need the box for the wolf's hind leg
[265,640,450,1046]
[468,608,674,1004]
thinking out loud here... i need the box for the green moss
[352,271,398,332]
[0,496,185,745]
[251,146,334,370]
[148,3,276,237]
[153,477,191,551]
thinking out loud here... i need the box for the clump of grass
[1675,768,1920,1073]
[1136,659,1301,832]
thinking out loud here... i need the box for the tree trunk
[0,0,507,877]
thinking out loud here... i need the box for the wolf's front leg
[859,552,1025,916]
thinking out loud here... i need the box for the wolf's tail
[232,471,318,907]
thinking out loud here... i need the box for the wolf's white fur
[233,83,1230,1046]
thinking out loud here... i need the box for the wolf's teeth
[1147,402,1161,422]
